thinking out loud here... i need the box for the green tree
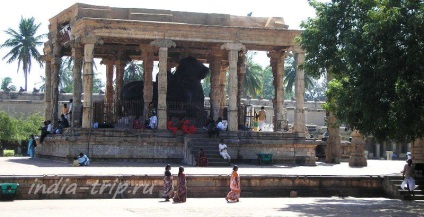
[300,0,424,143]
[202,72,211,97]
[0,111,18,142]
[1,77,17,91]
[244,52,263,98]
[283,56,315,98]
[1,17,45,91]
[15,112,43,141]
[124,61,143,84]
[261,66,274,100]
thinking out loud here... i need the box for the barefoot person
[162,164,174,201]
[226,165,240,202]
[401,159,416,197]
[173,166,187,203]
[219,139,231,166]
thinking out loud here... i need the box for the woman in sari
[196,148,208,167]
[173,166,187,203]
[163,164,174,201]
[226,165,240,202]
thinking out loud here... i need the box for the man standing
[257,106,266,131]
[219,139,231,166]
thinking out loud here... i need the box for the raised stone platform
[39,128,319,166]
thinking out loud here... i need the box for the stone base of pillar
[349,154,367,167]
[411,139,424,163]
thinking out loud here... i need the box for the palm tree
[124,61,143,84]
[283,56,315,96]
[1,17,45,91]
[244,52,263,98]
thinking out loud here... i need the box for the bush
[3,149,15,157]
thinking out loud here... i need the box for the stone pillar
[43,54,52,121]
[293,52,305,136]
[82,43,95,128]
[237,52,246,128]
[115,59,126,117]
[71,43,83,127]
[102,59,114,122]
[411,139,424,163]
[269,50,286,132]
[141,45,155,123]
[51,55,61,127]
[375,143,381,158]
[150,39,176,129]
[349,130,367,167]
[221,43,245,131]
[219,64,228,119]
[208,49,223,121]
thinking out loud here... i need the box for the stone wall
[0,174,385,200]
[38,129,184,163]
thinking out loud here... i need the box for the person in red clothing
[167,117,178,135]
[133,116,143,129]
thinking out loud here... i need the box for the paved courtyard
[0,157,406,177]
[2,197,423,217]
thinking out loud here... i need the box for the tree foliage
[1,77,17,91]
[300,0,424,142]
[0,111,43,143]
[124,61,143,84]
[0,17,45,91]
[244,52,263,98]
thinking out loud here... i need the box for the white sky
[0,0,322,90]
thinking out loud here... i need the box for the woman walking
[226,165,240,202]
[173,166,187,203]
[163,164,174,201]
[27,135,36,158]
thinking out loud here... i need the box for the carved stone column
[140,45,155,122]
[208,48,224,121]
[219,63,229,119]
[269,50,286,132]
[221,43,245,131]
[51,54,61,127]
[82,43,95,128]
[349,130,367,167]
[115,59,126,117]
[43,49,52,121]
[237,52,246,128]
[71,42,83,127]
[102,59,114,123]
[150,39,176,129]
[293,52,305,136]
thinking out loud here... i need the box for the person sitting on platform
[54,114,69,134]
[167,117,178,135]
[206,118,217,138]
[78,153,90,166]
[181,117,196,134]
[196,148,208,167]
[72,157,79,167]
[148,112,157,129]
[133,116,143,129]
[219,139,231,166]
[39,121,49,144]
[216,117,225,137]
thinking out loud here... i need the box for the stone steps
[186,137,231,167]
[389,177,424,201]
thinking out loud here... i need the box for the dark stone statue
[120,56,209,125]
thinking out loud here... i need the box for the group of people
[132,111,158,130]
[167,116,196,135]
[72,153,90,166]
[205,117,225,138]
[162,164,240,203]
